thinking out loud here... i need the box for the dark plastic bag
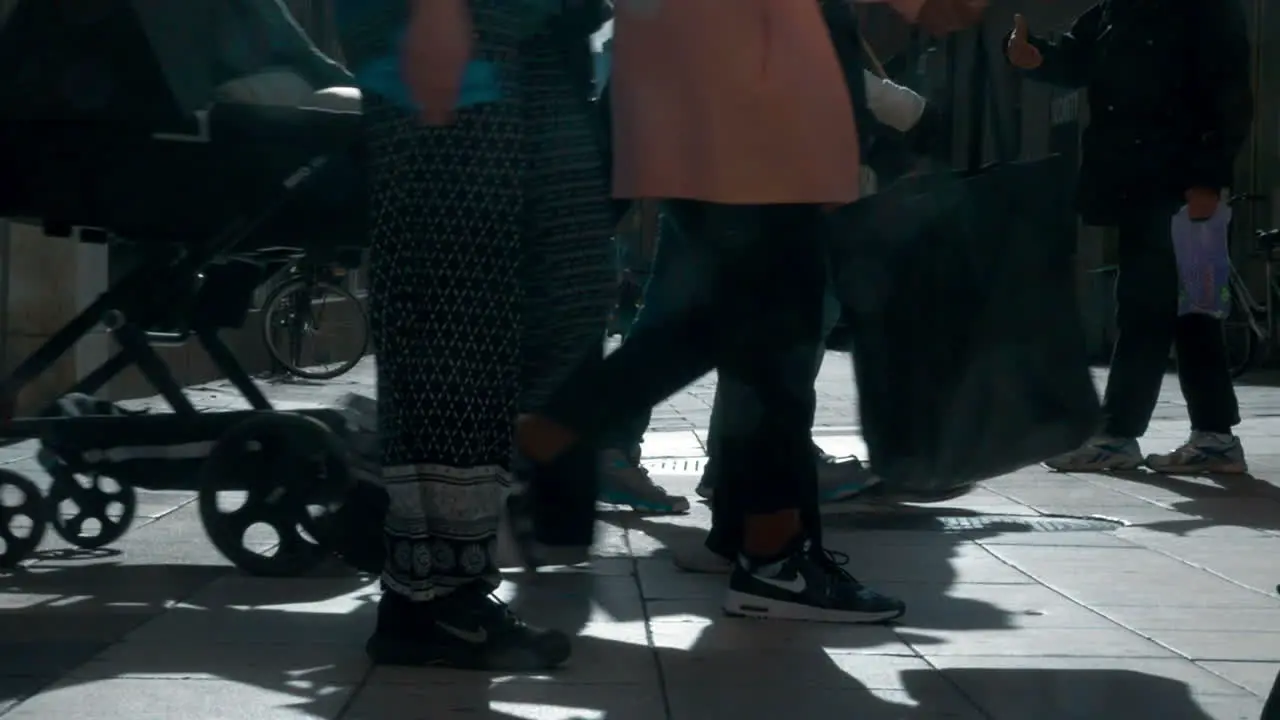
[1263,666,1280,720]
[828,154,1100,494]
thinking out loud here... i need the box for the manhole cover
[643,458,706,474]
[825,511,1124,533]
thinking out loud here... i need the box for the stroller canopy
[0,0,348,124]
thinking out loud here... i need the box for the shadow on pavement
[0,516,1253,719]
[905,666,1219,720]
[617,509,1015,631]
[0,559,373,716]
[475,513,1229,719]
[1108,468,1280,535]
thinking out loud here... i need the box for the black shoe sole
[723,590,906,624]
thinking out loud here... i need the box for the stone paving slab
[2,355,1280,717]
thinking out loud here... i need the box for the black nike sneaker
[723,541,905,624]
[367,583,571,670]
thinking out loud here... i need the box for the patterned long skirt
[362,19,614,600]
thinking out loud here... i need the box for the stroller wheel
[0,469,48,568]
[45,465,136,550]
[198,413,353,577]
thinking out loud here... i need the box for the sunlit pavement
[1,355,1278,718]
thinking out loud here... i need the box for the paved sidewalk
[1,356,1279,718]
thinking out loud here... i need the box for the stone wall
[0,225,102,415]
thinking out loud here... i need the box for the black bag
[1263,667,1280,720]
[829,29,1100,495]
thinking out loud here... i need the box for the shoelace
[465,590,525,632]
[814,548,860,586]
[486,593,522,623]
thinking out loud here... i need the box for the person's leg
[511,28,618,561]
[590,201,901,619]
[362,92,568,670]
[615,210,694,447]
[596,209,692,513]
[599,210,663,457]
[684,259,854,573]
[1147,249,1245,472]
[608,208,642,336]
[698,248,876,505]
[1174,312,1241,435]
[683,202,902,622]
[1045,204,1176,472]
[686,203,824,567]
[512,207,825,471]
[515,198,904,621]
[694,198,824,567]
[809,270,877,504]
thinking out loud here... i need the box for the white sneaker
[1043,435,1144,473]
[1146,432,1248,474]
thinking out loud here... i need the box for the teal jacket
[334,0,562,110]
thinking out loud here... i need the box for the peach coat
[610,0,926,205]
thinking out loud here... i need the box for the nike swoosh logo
[437,621,488,644]
[756,574,807,594]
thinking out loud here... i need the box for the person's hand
[402,0,473,126]
[1006,14,1043,70]
[1185,187,1220,221]
[916,0,988,37]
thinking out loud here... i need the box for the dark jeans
[1102,203,1240,437]
[541,201,829,553]
[603,213,842,460]
[600,212,689,454]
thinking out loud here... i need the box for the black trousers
[523,347,602,549]
[1102,203,1239,437]
[541,201,829,548]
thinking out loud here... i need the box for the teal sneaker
[815,449,882,503]
[1146,432,1248,474]
[598,449,690,514]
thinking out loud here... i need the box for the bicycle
[260,255,369,381]
[1222,193,1280,378]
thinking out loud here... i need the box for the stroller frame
[0,152,357,577]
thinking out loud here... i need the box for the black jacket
[1011,0,1253,224]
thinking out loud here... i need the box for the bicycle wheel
[261,278,369,380]
[1223,290,1261,379]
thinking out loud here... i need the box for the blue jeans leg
[601,212,697,456]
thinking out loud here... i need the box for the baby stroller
[0,0,371,576]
